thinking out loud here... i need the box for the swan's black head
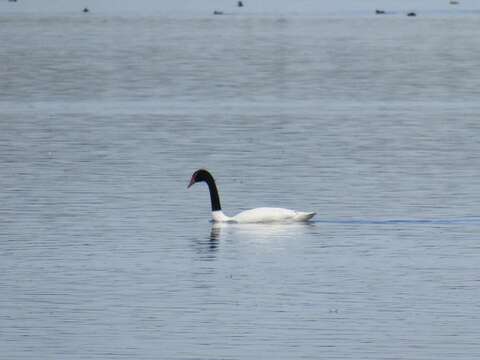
[188,169,222,211]
[188,169,214,188]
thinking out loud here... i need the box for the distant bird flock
[5,0,462,17]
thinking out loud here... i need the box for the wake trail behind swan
[313,217,480,225]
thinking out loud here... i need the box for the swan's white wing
[231,207,314,223]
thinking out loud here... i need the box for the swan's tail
[295,211,316,221]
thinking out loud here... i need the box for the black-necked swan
[188,169,316,223]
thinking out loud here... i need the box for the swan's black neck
[206,177,221,212]
[200,171,222,211]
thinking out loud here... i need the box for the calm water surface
[1,14,480,359]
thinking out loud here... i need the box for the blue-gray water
[1,13,480,360]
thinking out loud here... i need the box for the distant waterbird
[188,169,316,223]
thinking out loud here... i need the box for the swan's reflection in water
[210,221,316,242]
[193,222,316,260]
[209,224,222,242]
[189,225,220,261]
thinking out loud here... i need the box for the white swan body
[188,169,316,223]
[213,208,316,223]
